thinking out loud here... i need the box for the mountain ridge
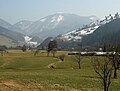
[26,13,98,39]
[0,13,98,40]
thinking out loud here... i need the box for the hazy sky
[0,0,119,24]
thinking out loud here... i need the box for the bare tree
[92,56,113,91]
[114,12,119,19]
[107,45,120,79]
[108,51,120,79]
[74,42,82,69]
[74,51,82,69]
[34,49,40,56]
[58,54,65,61]
[51,48,57,57]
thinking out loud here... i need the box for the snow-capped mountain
[0,13,99,43]
[13,13,98,40]
[30,13,98,39]
[59,14,115,41]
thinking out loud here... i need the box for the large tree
[92,56,113,91]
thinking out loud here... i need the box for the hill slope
[0,35,18,47]
[0,19,12,29]
[0,26,25,47]
[82,18,120,46]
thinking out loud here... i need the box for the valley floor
[0,50,119,91]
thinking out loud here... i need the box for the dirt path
[47,60,62,68]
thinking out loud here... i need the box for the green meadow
[0,50,119,91]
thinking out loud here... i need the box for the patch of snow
[40,18,46,22]
[27,41,38,45]
[51,15,64,23]
[49,15,64,29]
[95,52,107,55]
[51,16,56,23]
[24,36,32,42]
[73,36,82,40]
[85,26,99,35]
[57,15,64,22]
[24,36,38,46]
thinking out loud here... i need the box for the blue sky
[0,0,119,24]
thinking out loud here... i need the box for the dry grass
[0,79,100,91]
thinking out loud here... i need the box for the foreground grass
[0,50,119,91]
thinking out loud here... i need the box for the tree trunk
[114,68,117,79]
[104,81,107,91]
[47,51,50,57]
[78,62,81,69]
[53,52,55,57]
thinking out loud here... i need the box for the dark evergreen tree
[114,12,119,19]
[103,43,107,52]
[47,40,57,57]
[21,45,27,52]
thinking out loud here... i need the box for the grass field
[0,50,119,91]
